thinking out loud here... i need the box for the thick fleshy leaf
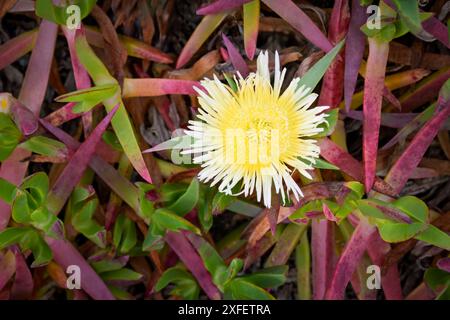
[0,29,38,71]
[227,278,275,300]
[46,236,115,300]
[55,84,118,113]
[317,0,349,109]
[222,33,249,77]
[75,29,152,183]
[318,138,397,196]
[167,178,200,216]
[84,26,173,64]
[0,113,22,161]
[155,267,200,300]
[297,40,345,92]
[19,136,67,157]
[176,12,228,69]
[243,0,259,60]
[164,231,221,300]
[379,222,425,243]
[385,80,450,194]
[0,19,57,234]
[265,223,307,267]
[344,0,366,112]
[153,208,201,234]
[415,225,450,251]
[392,196,428,223]
[0,250,16,292]
[196,0,252,15]
[362,38,389,193]
[39,120,140,212]
[325,220,375,299]
[262,0,332,52]
[400,67,450,112]
[122,78,199,97]
[239,265,287,289]
[45,105,118,215]
[391,0,422,35]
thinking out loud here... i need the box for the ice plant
[182,52,329,208]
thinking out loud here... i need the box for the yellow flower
[183,51,328,208]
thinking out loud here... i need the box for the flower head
[183,51,328,208]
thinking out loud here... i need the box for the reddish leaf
[10,248,33,300]
[46,237,115,300]
[0,250,15,292]
[45,105,119,215]
[122,78,200,97]
[325,220,374,299]
[262,0,332,52]
[362,39,389,193]
[176,12,228,69]
[385,91,450,194]
[0,29,38,71]
[197,0,252,15]
[164,231,221,300]
[344,0,366,112]
[312,219,335,300]
[222,33,249,77]
[243,0,260,60]
[0,20,58,231]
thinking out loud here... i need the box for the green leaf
[56,84,118,113]
[313,108,339,138]
[0,227,31,249]
[290,200,322,221]
[391,0,422,35]
[91,259,126,273]
[212,191,235,215]
[75,32,151,184]
[113,213,137,254]
[142,223,165,251]
[35,0,97,26]
[11,190,32,224]
[226,199,262,217]
[136,182,155,224]
[20,229,53,267]
[227,278,275,300]
[167,178,200,216]
[297,39,345,93]
[415,225,450,251]
[379,222,426,243]
[184,232,227,288]
[102,130,122,152]
[0,113,22,161]
[357,200,392,221]
[392,196,428,223]
[224,73,238,92]
[197,186,214,231]
[0,178,18,204]
[100,268,143,281]
[19,135,67,157]
[20,172,49,206]
[224,258,244,285]
[155,266,200,300]
[299,157,339,171]
[30,206,62,238]
[424,268,450,299]
[152,208,200,235]
[71,197,106,248]
[239,265,288,289]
